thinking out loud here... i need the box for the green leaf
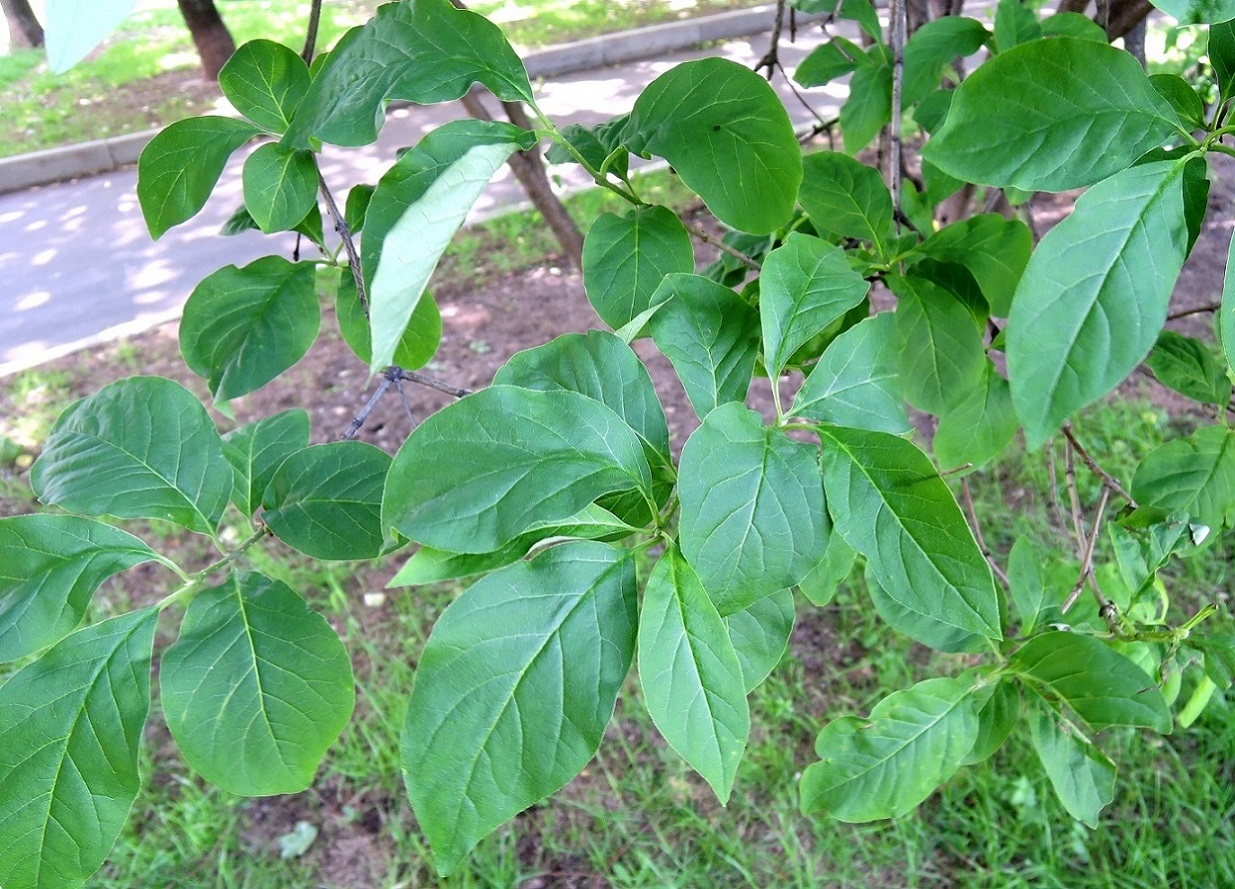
[649,273,761,420]
[285,0,533,147]
[903,16,990,105]
[726,589,795,692]
[626,58,802,233]
[916,214,1032,317]
[361,120,535,372]
[1040,11,1109,41]
[840,45,892,155]
[219,39,311,133]
[993,0,1042,52]
[760,233,871,381]
[1150,73,1207,131]
[890,275,986,416]
[1012,632,1170,731]
[794,0,881,39]
[639,545,750,802]
[1007,160,1190,447]
[1131,425,1235,530]
[791,313,910,434]
[1028,703,1116,828]
[1008,536,1050,635]
[1221,228,1235,373]
[797,151,893,251]
[1149,0,1235,23]
[794,37,862,88]
[261,442,391,561]
[0,516,158,662]
[964,680,1019,765]
[389,504,637,586]
[161,572,354,796]
[800,677,979,821]
[581,206,694,330]
[818,426,1002,642]
[1146,330,1232,406]
[31,377,232,535]
[241,143,319,234]
[180,256,320,401]
[798,530,856,606]
[45,0,138,72]
[403,542,636,874]
[137,116,262,239]
[383,386,651,553]
[678,403,828,615]
[933,364,1017,471]
[344,183,375,233]
[223,409,311,519]
[865,565,986,653]
[494,330,672,461]
[1212,21,1235,99]
[337,274,442,370]
[923,38,1180,191]
[0,609,157,889]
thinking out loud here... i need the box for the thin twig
[962,479,1011,587]
[342,373,394,440]
[888,0,907,227]
[1064,443,1085,552]
[1167,302,1221,321]
[1061,422,1137,506]
[395,369,473,398]
[301,0,324,65]
[689,223,761,271]
[754,0,788,79]
[318,171,368,311]
[1062,487,1110,614]
[391,374,418,426]
[777,60,833,130]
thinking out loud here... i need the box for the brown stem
[888,0,907,228]
[1167,302,1221,321]
[754,0,788,79]
[690,224,761,271]
[301,0,323,64]
[396,369,472,398]
[318,171,368,311]
[1062,488,1110,614]
[1062,422,1137,506]
[962,479,1011,587]
[342,373,394,440]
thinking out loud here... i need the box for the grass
[0,0,760,158]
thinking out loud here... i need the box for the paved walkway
[0,27,846,377]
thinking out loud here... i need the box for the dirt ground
[4,153,1235,887]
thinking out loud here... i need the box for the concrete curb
[0,4,796,195]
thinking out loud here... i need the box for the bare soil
[5,154,1235,887]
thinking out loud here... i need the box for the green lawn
[0,0,759,158]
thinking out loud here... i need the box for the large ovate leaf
[933,364,1017,471]
[241,143,319,234]
[797,151,893,251]
[760,233,871,381]
[964,679,1019,765]
[923,38,1181,191]
[639,545,750,802]
[678,403,828,615]
[903,15,990,105]
[223,409,311,519]
[865,565,986,653]
[403,542,637,874]
[31,377,232,535]
[1146,330,1232,406]
[284,0,533,146]
[0,516,158,662]
[219,39,311,133]
[791,313,910,434]
[890,275,986,416]
[1028,703,1116,828]
[649,273,761,420]
[726,588,795,692]
[818,426,1002,642]
[800,677,979,821]
[0,609,157,889]
[1007,160,1190,447]
[361,120,535,372]
[494,330,672,461]
[626,58,802,233]
[161,572,355,796]
[180,256,320,402]
[1131,425,1235,530]
[45,0,137,72]
[137,116,262,239]
[261,442,392,560]
[916,214,1032,317]
[794,37,862,88]
[581,206,694,330]
[1012,632,1170,731]
[383,386,652,553]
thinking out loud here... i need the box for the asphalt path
[0,28,846,377]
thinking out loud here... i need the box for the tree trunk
[1,0,44,49]
[176,0,235,81]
